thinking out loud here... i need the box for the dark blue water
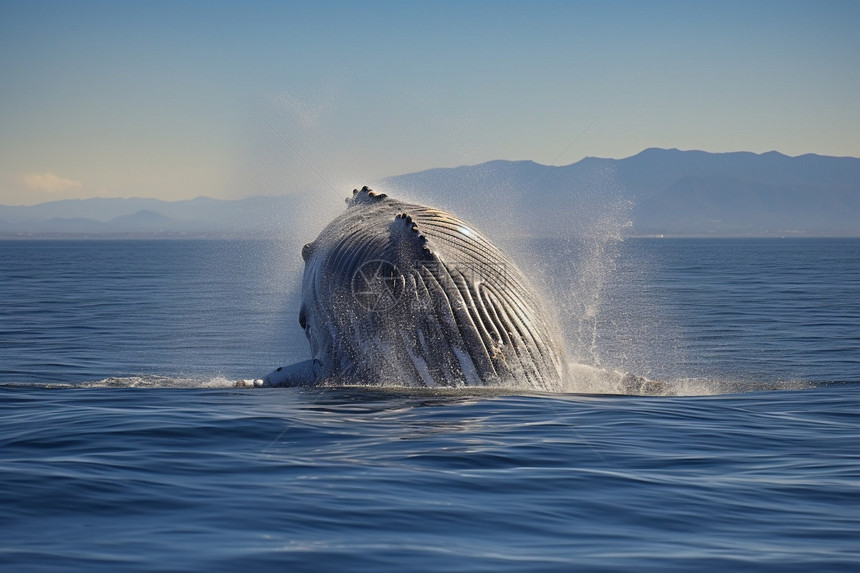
[2,239,859,571]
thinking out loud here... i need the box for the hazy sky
[1,0,858,205]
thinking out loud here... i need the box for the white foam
[565,362,706,396]
[67,376,245,389]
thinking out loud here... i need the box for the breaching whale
[243,186,567,391]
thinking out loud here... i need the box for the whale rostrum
[245,186,568,390]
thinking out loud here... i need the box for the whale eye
[299,307,308,330]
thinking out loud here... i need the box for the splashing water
[504,163,654,394]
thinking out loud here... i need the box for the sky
[1,0,858,205]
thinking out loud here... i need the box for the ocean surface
[1,238,858,571]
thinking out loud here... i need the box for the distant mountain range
[2,148,858,238]
[384,148,860,237]
[0,195,306,238]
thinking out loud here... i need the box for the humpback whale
[243,186,567,391]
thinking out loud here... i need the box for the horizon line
[5,147,860,207]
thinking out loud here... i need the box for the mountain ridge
[2,149,858,237]
[384,148,860,236]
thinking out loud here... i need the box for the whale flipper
[235,360,317,388]
[264,360,317,387]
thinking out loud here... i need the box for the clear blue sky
[1,0,858,204]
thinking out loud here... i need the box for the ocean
[1,238,858,571]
